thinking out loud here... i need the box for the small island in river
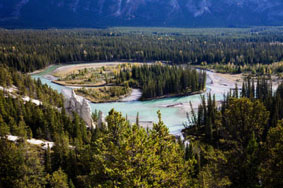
[51,62,207,103]
[31,61,246,134]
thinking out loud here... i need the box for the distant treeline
[1,28,283,72]
[116,64,206,99]
[202,62,283,76]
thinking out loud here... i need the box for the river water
[32,64,237,135]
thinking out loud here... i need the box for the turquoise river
[32,63,237,135]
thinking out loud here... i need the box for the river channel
[32,63,239,135]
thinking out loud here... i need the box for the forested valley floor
[2,27,283,73]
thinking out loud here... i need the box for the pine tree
[260,120,283,188]
[49,168,69,188]
[136,112,139,126]
[90,109,197,187]
[45,145,52,174]
[0,114,9,136]
[223,98,269,147]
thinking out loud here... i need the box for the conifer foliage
[90,109,197,187]
[1,29,283,73]
[116,64,206,99]
[0,65,198,187]
[183,78,283,188]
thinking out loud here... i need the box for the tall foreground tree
[260,120,283,187]
[89,109,197,187]
[223,98,269,148]
[184,96,274,188]
[218,98,269,188]
[0,138,46,188]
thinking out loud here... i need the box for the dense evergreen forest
[0,65,63,107]
[1,27,283,72]
[201,62,283,76]
[116,64,206,99]
[0,65,198,187]
[0,27,283,187]
[1,66,283,187]
[0,66,88,142]
[183,78,283,187]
